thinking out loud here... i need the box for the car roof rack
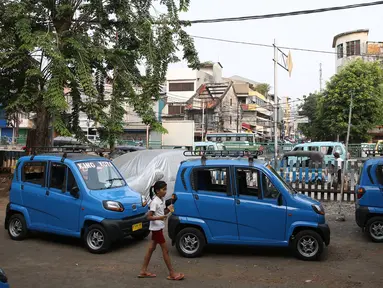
[27,146,106,161]
[183,150,263,166]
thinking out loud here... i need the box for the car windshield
[76,160,126,190]
[265,164,296,195]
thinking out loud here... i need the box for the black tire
[366,216,383,243]
[7,214,28,241]
[131,230,150,241]
[292,230,324,261]
[175,227,206,258]
[84,224,111,254]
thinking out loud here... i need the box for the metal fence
[265,158,365,202]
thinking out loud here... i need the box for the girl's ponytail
[149,185,155,200]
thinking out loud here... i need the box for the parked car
[0,268,9,288]
[291,142,347,164]
[280,151,326,183]
[167,154,330,261]
[5,150,150,253]
[355,158,383,242]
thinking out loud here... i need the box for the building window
[169,82,194,92]
[230,98,232,106]
[337,44,343,59]
[346,40,361,57]
[168,105,185,115]
[230,116,232,125]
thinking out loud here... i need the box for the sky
[162,0,383,104]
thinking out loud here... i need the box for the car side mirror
[277,193,283,206]
[70,186,80,199]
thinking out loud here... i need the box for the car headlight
[0,268,8,283]
[312,204,325,215]
[141,195,148,207]
[103,200,124,212]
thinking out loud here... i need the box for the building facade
[333,29,383,72]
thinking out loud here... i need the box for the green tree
[297,93,325,140]
[0,0,199,148]
[320,59,383,143]
[254,83,271,96]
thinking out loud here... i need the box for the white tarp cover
[113,149,193,200]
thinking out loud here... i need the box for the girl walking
[138,181,184,280]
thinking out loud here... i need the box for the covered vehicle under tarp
[113,149,196,200]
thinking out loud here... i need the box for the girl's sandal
[167,273,185,281]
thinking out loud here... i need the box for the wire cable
[185,1,383,24]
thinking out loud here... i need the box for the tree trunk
[33,106,50,147]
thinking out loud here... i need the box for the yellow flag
[287,51,293,77]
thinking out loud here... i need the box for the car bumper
[101,213,150,242]
[355,206,370,228]
[318,223,330,246]
[168,215,180,245]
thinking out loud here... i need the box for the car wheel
[84,224,111,254]
[7,214,28,241]
[293,230,324,261]
[175,227,206,258]
[366,217,383,243]
[131,230,150,241]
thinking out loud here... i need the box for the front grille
[122,213,146,221]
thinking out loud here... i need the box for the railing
[264,158,365,202]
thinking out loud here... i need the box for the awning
[256,107,273,116]
[242,123,252,130]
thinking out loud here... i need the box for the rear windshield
[76,160,125,190]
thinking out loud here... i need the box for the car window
[320,146,334,155]
[193,167,228,193]
[77,161,125,190]
[236,168,260,198]
[22,162,46,186]
[49,162,66,191]
[67,168,78,192]
[334,146,343,155]
[207,145,215,151]
[308,146,318,151]
[293,147,303,151]
[262,174,280,199]
[376,165,383,185]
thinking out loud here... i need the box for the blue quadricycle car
[0,268,9,288]
[355,158,383,242]
[168,151,330,261]
[4,147,150,253]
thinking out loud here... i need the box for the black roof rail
[28,145,104,155]
[183,150,263,166]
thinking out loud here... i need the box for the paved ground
[1,198,382,288]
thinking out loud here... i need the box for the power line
[185,1,383,24]
[191,35,337,55]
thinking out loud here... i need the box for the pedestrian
[138,181,184,281]
[334,152,343,185]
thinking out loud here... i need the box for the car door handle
[236,199,240,205]
[46,190,50,196]
[193,194,199,200]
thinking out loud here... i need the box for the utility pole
[337,91,353,221]
[319,63,323,92]
[201,99,205,141]
[273,39,278,161]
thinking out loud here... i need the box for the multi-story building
[0,106,33,144]
[333,29,383,72]
[332,29,383,141]
[162,62,221,120]
[228,76,274,141]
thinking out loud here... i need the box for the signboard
[295,117,309,124]
[162,120,195,147]
[367,42,383,55]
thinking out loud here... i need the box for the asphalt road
[0,198,382,288]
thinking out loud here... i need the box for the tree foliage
[299,59,383,143]
[254,83,271,96]
[0,0,200,147]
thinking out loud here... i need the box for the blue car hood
[293,193,320,206]
[89,186,142,206]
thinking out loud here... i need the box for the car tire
[292,230,324,261]
[131,230,150,241]
[7,214,28,241]
[175,227,206,258]
[366,217,383,243]
[84,224,111,254]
